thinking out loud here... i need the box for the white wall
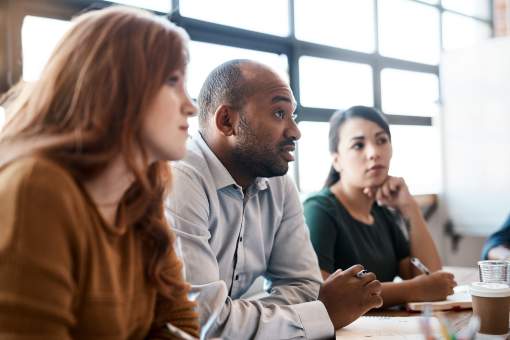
[441,37,510,237]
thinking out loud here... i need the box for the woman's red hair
[0,6,190,299]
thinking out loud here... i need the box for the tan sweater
[0,157,199,339]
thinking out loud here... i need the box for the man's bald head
[197,59,283,134]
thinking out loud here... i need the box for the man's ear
[213,104,240,137]
[332,152,342,173]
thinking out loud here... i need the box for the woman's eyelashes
[377,136,389,145]
[352,142,364,150]
[165,75,180,86]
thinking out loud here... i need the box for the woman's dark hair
[324,105,391,188]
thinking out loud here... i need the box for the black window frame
[0,0,494,191]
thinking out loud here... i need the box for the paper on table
[406,284,472,312]
[335,316,441,339]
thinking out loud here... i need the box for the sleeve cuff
[290,301,334,339]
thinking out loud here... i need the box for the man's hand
[318,264,383,329]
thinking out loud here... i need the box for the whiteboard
[441,37,510,236]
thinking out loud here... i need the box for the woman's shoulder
[1,156,77,190]
[0,156,91,252]
[0,156,86,213]
[304,187,336,204]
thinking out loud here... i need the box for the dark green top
[303,188,410,282]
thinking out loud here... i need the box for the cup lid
[470,282,510,297]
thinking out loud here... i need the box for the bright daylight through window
[18,0,493,195]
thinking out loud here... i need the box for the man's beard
[231,116,292,179]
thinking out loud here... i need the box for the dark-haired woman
[304,106,456,307]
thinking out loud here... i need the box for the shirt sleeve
[0,162,79,339]
[303,194,338,274]
[165,167,334,340]
[481,213,510,260]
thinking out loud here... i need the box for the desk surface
[355,266,478,337]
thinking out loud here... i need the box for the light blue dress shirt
[166,134,334,339]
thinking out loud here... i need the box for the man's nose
[285,118,301,141]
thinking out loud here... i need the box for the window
[389,125,442,195]
[442,0,491,20]
[3,0,495,197]
[442,12,492,50]
[22,16,71,81]
[378,0,440,64]
[297,122,330,194]
[0,106,5,131]
[297,122,442,195]
[187,41,288,99]
[180,0,289,36]
[188,116,199,137]
[381,69,439,117]
[299,56,373,109]
[294,0,375,53]
[106,0,172,12]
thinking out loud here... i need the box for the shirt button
[239,236,243,242]
[235,274,239,280]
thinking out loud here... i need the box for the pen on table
[410,257,431,275]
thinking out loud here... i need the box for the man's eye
[274,110,285,119]
[353,143,364,150]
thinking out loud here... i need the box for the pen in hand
[410,257,431,275]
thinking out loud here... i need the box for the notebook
[335,315,441,339]
[406,284,472,312]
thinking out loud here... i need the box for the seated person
[303,106,456,308]
[482,213,510,260]
[0,7,199,338]
[166,60,383,339]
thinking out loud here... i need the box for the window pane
[389,125,442,195]
[0,106,5,131]
[22,16,72,81]
[442,0,491,20]
[107,0,171,12]
[299,56,373,109]
[187,41,288,99]
[180,0,288,36]
[188,115,199,137]
[381,69,439,117]
[297,122,442,195]
[294,0,374,53]
[442,12,492,50]
[297,122,330,194]
[418,0,439,4]
[378,0,440,64]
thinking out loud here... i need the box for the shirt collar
[191,133,269,192]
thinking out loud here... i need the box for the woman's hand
[364,176,418,218]
[410,271,457,302]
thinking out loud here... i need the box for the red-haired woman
[0,6,198,339]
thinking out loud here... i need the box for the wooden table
[350,266,478,337]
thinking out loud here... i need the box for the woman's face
[332,118,392,189]
[141,69,197,163]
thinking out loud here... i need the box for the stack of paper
[335,316,441,339]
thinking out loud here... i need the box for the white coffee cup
[470,282,510,335]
